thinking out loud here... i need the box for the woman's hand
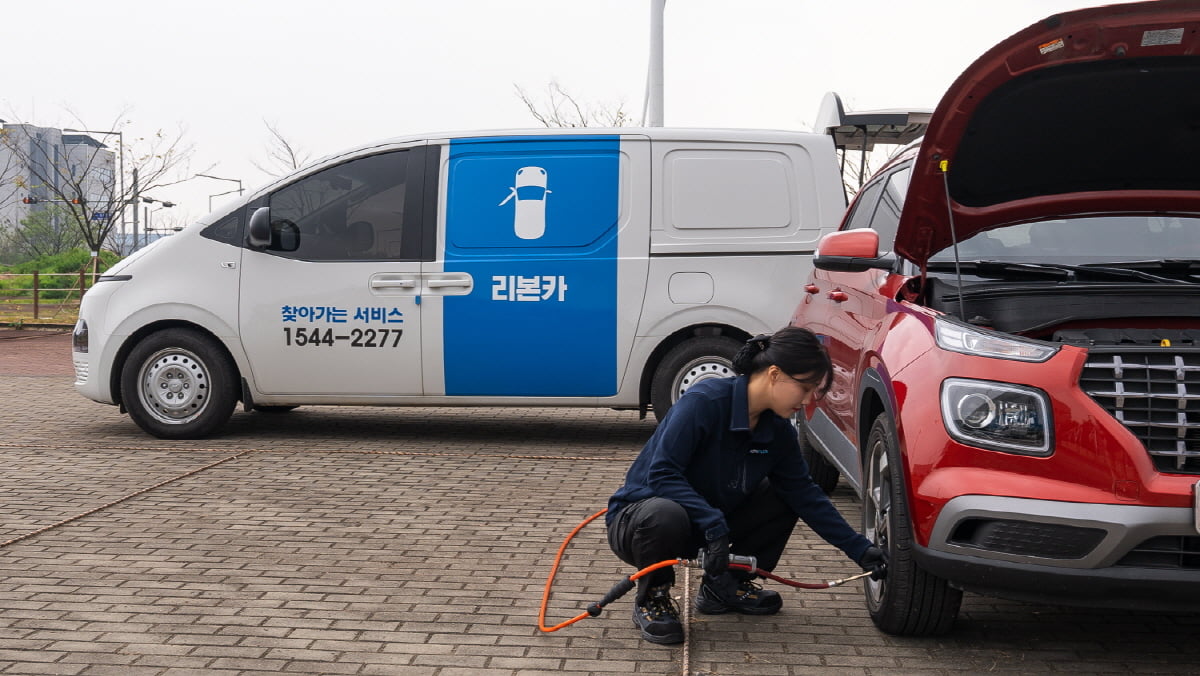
[858,545,889,580]
[703,535,730,578]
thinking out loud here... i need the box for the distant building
[0,123,117,246]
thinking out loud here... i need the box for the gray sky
[5,0,1122,225]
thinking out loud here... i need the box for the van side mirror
[246,206,300,252]
[247,207,272,249]
[813,229,897,272]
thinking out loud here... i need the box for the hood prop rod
[939,159,969,321]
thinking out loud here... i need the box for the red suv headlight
[935,319,1058,362]
[940,378,1053,456]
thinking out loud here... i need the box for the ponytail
[732,326,833,397]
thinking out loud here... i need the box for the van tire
[795,414,839,494]
[121,329,239,440]
[863,413,961,635]
[650,336,742,421]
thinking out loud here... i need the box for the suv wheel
[863,413,961,636]
[794,413,838,494]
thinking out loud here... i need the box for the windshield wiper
[1050,262,1193,284]
[1084,259,1200,280]
[926,260,1069,280]
[927,260,1193,284]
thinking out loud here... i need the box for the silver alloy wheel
[671,356,734,403]
[864,432,891,608]
[136,347,211,426]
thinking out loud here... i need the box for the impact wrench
[537,508,878,633]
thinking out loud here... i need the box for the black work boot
[632,584,684,644]
[695,572,782,615]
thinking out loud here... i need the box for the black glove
[858,545,889,580]
[703,535,730,579]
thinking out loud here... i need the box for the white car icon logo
[498,166,551,239]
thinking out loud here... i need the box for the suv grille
[948,518,1105,559]
[1080,349,1200,474]
[1115,535,1200,570]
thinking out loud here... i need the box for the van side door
[237,144,429,396]
[423,135,649,398]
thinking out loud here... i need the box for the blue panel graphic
[443,136,620,396]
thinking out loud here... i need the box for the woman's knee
[635,497,691,532]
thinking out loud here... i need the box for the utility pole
[131,167,140,250]
[647,0,666,127]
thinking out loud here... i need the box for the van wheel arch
[643,325,750,421]
[113,321,242,409]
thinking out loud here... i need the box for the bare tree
[252,121,313,177]
[0,116,195,257]
[515,81,633,128]
[838,144,908,201]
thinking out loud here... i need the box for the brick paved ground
[1,329,1198,675]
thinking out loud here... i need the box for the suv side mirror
[814,229,897,272]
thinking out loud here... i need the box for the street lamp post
[143,199,175,241]
[195,173,243,211]
[63,128,124,236]
[141,196,175,248]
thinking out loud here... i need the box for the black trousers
[607,479,798,602]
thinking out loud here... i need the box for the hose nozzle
[693,551,759,574]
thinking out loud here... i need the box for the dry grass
[0,297,79,327]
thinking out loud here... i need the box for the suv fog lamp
[941,378,1052,455]
[935,319,1058,362]
[72,319,88,354]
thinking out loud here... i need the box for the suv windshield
[928,215,1200,265]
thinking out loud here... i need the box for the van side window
[867,164,912,251]
[200,213,242,246]
[267,150,413,261]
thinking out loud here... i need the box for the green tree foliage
[0,248,119,300]
[1,204,85,261]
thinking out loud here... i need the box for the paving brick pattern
[1,329,1198,674]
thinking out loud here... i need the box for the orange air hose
[538,507,875,632]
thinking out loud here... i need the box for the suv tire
[863,413,961,635]
[795,414,839,494]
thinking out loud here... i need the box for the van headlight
[941,378,1052,455]
[935,319,1058,362]
[72,319,88,354]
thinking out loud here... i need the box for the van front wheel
[121,329,239,439]
[650,336,742,421]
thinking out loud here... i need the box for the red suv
[792,1,1200,636]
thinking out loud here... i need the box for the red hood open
[896,0,1200,266]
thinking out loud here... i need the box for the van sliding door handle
[426,279,471,288]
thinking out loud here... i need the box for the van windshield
[928,215,1200,265]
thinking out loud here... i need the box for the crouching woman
[606,326,887,644]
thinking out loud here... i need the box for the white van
[72,127,852,438]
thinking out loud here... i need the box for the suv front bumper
[916,494,1200,610]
